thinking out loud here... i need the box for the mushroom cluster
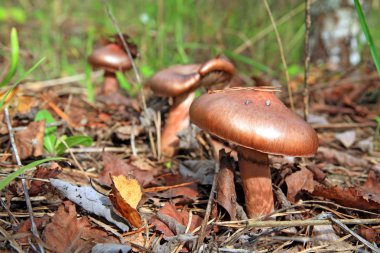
[190,87,319,217]
[146,57,235,157]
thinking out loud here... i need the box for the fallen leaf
[14,121,45,160]
[91,243,132,253]
[99,153,154,187]
[150,203,202,238]
[50,179,129,231]
[216,150,237,220]
[28,163,62,195]
[179,160,215,185]
[43,201,118,253]
[109,175,142,228]
[285,167,315,203]
[15,215,50,246]
[357,227,380,243]
[362,170,380,195]
[115,125,142,141]
[335,130,356,148]
[317,147,369,168]
[312,183,380,210]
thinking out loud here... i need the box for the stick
[4,107,44,253]
[263,0,294,111]
[215,217,380,228]
[194,162,219,251]
[303,0,311,121]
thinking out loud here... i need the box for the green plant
[354,0,380,75]
[375,117,380,152]
[34,110,93,156]
[0,28,19,88]
[0,157,62,191]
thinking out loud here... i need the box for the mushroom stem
[103,71,119,94]
[237,146,274,218]
[161,92,196,157]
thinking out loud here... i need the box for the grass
[0,1,379,92]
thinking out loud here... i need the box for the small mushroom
[88,35,137,95]
[190,87,318,217]
[147,57,235,157]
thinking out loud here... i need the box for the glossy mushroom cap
[190,88,319,157]
[88,44,132,73]
[147,57,235,97]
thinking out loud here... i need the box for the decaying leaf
[15,215,50,246]
[335,130,356,148]
[43,201,118,253]
[357,227,380,243]
[312,183,380,210]
[109,175,142,228]
[362,170,380,196]
[91,243,132,253]
[318,147,369,168]
[28,163,62,195]
[148,173,199,202]
[14,121,45,160]
[150,203,202,238]
[179,160,215,185]
[285,167,315,203]
[216,150,237,220]
[50,178,129,231]
[99,152,154,187]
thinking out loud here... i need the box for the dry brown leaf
[150,203,202,237]
[109,175,142,228]
[14,121,45,160]
[43,201,117,253]
[28,163,62,195]
[362,170,380,196]
[312,183,380,210]
[99,152,154,187]
[216,150,237,220]
[317,147,369,168]
[357,227,380,243]
[15,215,50,246]
[285,167,315,203]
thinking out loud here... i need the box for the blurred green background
[1,0,379,83]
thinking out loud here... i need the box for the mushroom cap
[189,88,319,157]
[88,44,132,72]
[147,57,235,97]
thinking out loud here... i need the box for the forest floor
[0,61,379,253]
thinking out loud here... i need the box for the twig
[0,225,24,253]
[102,0,147,111]
[4,107,44,253]
[154,111,161,161]
[233,1,313,54]
[21,71,102,90]
[130,122,137,156]
[263,0,294,111]
[215,217,380,228]
[312,122,376,129]
[325,213,380,253]
[194,163,219,251]
[303,0,311,121]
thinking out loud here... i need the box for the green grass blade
[0,28,19,87]
[224,50,274,74]
[0,57,45,110]
[354,0,380,75]
[34,109,57,154]
[0,157,62,190]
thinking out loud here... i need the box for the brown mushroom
[147,57,235,157]
[190,87,318,217]
[88,36,137,95]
